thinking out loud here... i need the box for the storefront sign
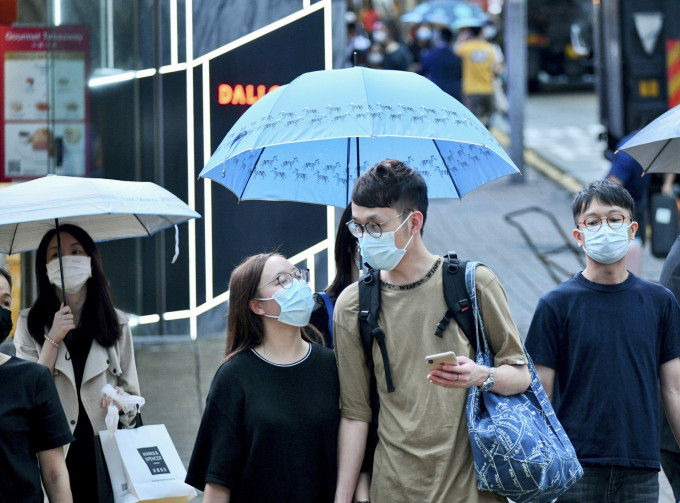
[0,25,89,181]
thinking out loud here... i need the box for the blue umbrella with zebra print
[200,67,519,207]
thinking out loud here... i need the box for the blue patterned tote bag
[465,262,583,503]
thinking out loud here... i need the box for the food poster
[1,26,89,180]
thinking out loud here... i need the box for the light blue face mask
[359,213,413,271]
[256,279,315,327]
[581,223,632,265]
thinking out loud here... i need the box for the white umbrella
[619,104,680,174]
[0,174,200,255]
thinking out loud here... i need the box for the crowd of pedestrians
[345,4,507,127]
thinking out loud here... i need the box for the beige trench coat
[14,308,140,435]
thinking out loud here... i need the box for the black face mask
[0,307,12,345]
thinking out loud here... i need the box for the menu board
[0,26,89,180]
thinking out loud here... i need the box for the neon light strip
[54,0,62,26]
[170,0,178,65]
[186,0,198,340]
[324,0,333,70]
[160,63,187,74]
[88,71,135,87]
[193,2,325,66]
[202,62,214,301]
[130,2,335,330]
[135,68,157,79]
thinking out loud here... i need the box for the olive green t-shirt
[334,258,526,503]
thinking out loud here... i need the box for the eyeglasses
[577,214,629,233]
[346,210,412,238]
[260,268,310,290]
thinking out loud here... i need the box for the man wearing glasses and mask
[525,179,680,502]
[332,159,530,503]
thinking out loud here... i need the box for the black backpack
[358,251,477,394]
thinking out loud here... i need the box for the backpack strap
[358,268,396,393]
[318,292,335,347]
[436,252,477,352]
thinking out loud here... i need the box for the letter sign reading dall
[137,446,171,475]
[218,84,280,106]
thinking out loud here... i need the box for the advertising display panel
[0,25,89,180]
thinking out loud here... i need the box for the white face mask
[46,255,92,294]
[359,213,414,271]
[581,224,631,264]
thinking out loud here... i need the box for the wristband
[44,334,60,348]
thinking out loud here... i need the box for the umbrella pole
[54,218,67,303]
[356,137,360,178]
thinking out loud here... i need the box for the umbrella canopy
[619,104,680,174]
[201,67,519,207]
[401,0,488,29]
[0,174,200,254]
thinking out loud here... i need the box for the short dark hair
[571,179,635,224]
[0,266,11,291]
[439,28,453,43]
[351,159,428,233]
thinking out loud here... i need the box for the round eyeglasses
[260,268,310,290]
[346,210,412,238]
[577,214,629,233]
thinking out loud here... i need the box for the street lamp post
[505,0,527,180]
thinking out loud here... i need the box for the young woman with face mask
[13,224,140,503]
[186,252,340,503]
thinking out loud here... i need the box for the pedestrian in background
[658,235,680,502]
[1,266,74,503]
[454,24,499,128]
[371,20,413,71]
[420,27,462,101]
[606,131,649,275]
[186,253,339,502]
[13,224,140,502]
[525,179,680,502]
[333,159,530,503]
[310,204,360,348]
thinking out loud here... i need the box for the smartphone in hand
[425,351,459,371]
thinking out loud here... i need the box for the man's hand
[427,355,487,389]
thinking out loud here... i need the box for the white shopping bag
[99,424,197,503]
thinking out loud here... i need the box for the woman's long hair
[326,203,358,299]
[225,252,321,360]
[27,224,120,347]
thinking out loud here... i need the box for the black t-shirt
[185,343,340,502]
[0,357,74,502]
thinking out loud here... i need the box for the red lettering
[245,84,257,105]
[217,84,233,105]
[231,84,247,105]
[217,83,279,106]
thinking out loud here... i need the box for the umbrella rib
[133,213,153,236]
[432,139,462,198]
[9,223,19,255]
[645,138,672,173]
[240,149,266,200]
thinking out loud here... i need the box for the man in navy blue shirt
[525,179,680,502]
[420,28,462,102]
